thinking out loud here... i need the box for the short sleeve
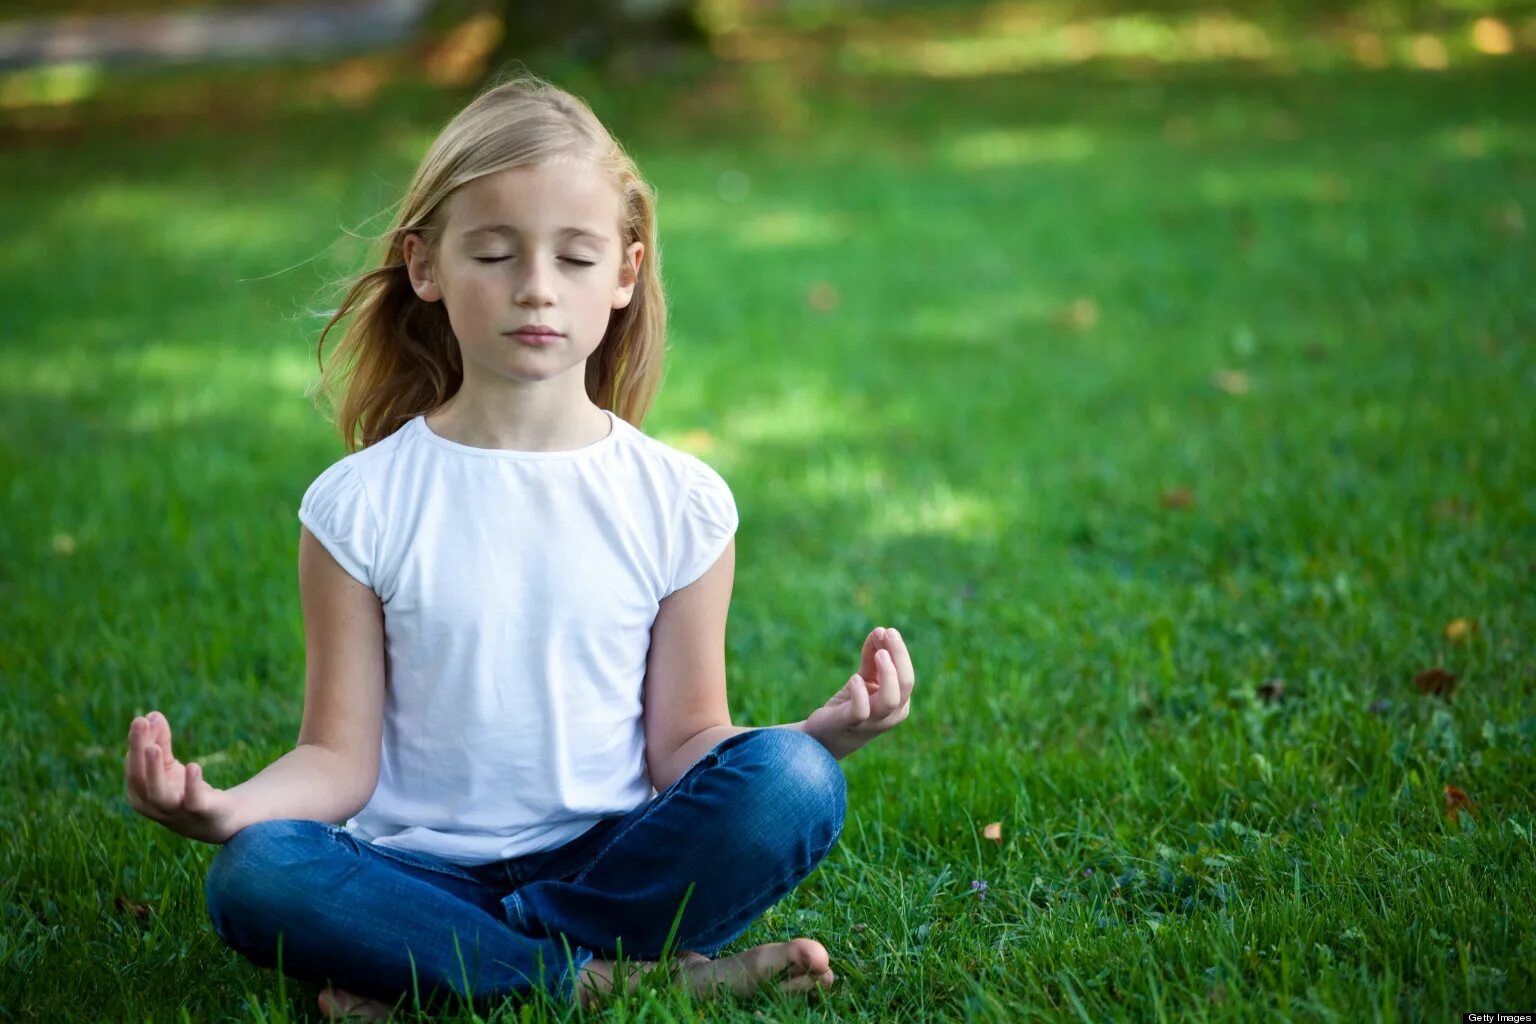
[666,458,739,597]
[297,460,379,592]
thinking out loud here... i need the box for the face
[402,158,644,389]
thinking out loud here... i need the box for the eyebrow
[462,224,609,243]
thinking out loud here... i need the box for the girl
[122,71,915,1019]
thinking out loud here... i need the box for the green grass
[2,12,1534,1022]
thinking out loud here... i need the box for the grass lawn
[2,10,1533,1021]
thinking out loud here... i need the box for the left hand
[802,626,915,760]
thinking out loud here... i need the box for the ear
[613,242,644,309]
[402,232,443,303]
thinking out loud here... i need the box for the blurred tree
[487,0,709,71]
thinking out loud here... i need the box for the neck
[427,382,610,452]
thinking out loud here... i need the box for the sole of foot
[315,949,747,1018]
[318,986,395,1021]
[676,937,835,998]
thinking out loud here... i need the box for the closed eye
[474,257,595,267]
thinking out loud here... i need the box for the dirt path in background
[0,0,430,71]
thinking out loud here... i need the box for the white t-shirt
[296,408,738,866]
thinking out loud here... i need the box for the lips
[507,328,562,347]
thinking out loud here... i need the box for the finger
[860,627,885,683]
[878,654,897,718]
[885,627,916,704]
[142,744,171,808]
[127,719,158,803]
[183,763,207,811]
[847,672,870,726]
[874,648,901,716]
[147,711,174,767]
[124,719,146,795]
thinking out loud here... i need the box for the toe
[318,987,392,1022]
[318,989,346,1020]
[788,938,830,974]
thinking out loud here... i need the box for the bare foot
[679,938,835,998]
[576,939,834,1007]
[318,985,395,1021]
[314,951,732,1017]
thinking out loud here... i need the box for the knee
[730,728,846,848]
[204,819,338,944]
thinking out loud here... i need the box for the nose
[514,256,557,308]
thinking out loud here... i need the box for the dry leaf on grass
[1431,497,1475,523]
[1443,618,1475,643]
[1211,369,1250,395]
[806,281,840,312]
[1442,784,1475,821]
[1056,298,1099,331]
[981,821,1003,842]
[1413,666,1458,699]
[114,896,150,919]
[1159,487,1196,510]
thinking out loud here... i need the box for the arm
[285,525,387,822]
[642,536,753,793]
[660,719,822,786]
[124,525,386,843]
[218,742,376,835]
[224,524,386,826]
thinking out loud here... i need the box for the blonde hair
[306,69,666,452]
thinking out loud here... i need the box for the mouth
[507,330,562,346]
[506,327,563,337]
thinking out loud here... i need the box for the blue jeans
[203,728,845,1010]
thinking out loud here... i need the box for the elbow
[345,770,380,820]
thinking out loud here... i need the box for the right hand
[124,710,239,844]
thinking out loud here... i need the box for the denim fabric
[203,727,846,1010]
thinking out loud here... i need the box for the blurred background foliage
[1,0,1533,136]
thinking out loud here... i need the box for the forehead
[449,161,620,239]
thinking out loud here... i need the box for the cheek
[456,281,502,314]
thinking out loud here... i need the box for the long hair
[306,69,667,452]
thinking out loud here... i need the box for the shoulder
[612,416,733,496]
[615,421,736,529]
[615,423,739,596]
[300,418,419,513]
[613,422,737,535]
[319,417,419,476]
[297,420,422,592]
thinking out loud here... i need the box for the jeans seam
[563,797,677,887]
[505,890,527,931]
